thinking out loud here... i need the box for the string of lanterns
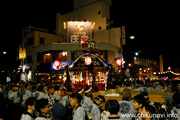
[158,70,180,76]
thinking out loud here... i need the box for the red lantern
[53,60,61,70]
[116,58,121,66]
[85,56,91,65]
[81,39,86,44]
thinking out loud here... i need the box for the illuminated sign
[85,56,92,65]
[53,60,61,70]
[51,62,72,70]
[116,58,121,66]
[67,21,92,43]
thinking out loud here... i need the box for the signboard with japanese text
[67,21,92,43]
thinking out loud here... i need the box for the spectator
[35,98,51,120]
[47,86,61,107]
[0,93,6,120]
[94,95,105,112]
[84,87,92,99]
[20,97,37,120]
[34,85,48,100]
[60,88,67,99]
[8,85,22,104]
[70,93,88,120]
[133,94,147,119]
[78,88,93,117]
[61,88,73,120]
[103,100,120,120]
[157,82,165,92]
[89,98,101,120]
[118,89,136,120]
[149,81,159,92]
[22,83,32,105]
[139,104,156,120]
[133,82,149,92]
[172,91,180,120]
[51,103,68,120]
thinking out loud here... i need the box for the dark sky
[1,0,179,70]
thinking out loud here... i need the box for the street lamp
[3,51,7,54]
[130,36,135,39]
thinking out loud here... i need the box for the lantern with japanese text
[85,56,91,65]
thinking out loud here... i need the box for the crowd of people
[0,79,180,120]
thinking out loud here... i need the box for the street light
[130,36,135,39]
[3,51,7,54]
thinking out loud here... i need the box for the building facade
[18,0,124,82]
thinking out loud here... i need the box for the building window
[27,37,34,46]
[43,53,52,63]
[58,51,67,62]
[27,55,32,63]
[99,26,101,30]
[98,11,101,14]
[40,38,45,45]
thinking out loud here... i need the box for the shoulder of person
[35,117,47,120]
[20,113,34,120]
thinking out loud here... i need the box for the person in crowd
[118,89,136,120]
[89,96,101,120]
[35,98,51,120]
[34,85,48,100]
[47,86,61,107]
[31,85,37,96]
[139,104,156,120]
[61,88,73,107]
[22,83,32,105]
[84,86,93,99]
[156,82,165,92]
[8,84,22,104]
[59,82,66,90]
[94,95,105,112]
[103,100,121,120]
[51,103,68,120]
[0,93,6,120]
[149,81,159,92]
[133,82,149,92]
[172,90,180,120]
[59,88,67,99]
[20,97,37,120]
[70,93,88,120]
[78,88,93,117]
[133,94,147,119]
[0,82,7,98]
[61,88,73,120]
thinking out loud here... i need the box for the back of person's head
[25,97,37,108]
[140,92,150,103]
[144,104,156,115]
[133,94,147,107]
[35,98,49,113]
[105,100,119,114]
[67,88,73,92]
[52,103,67,120]
[31,85,37,92]
[37,85,44,92]
[159,82,164,88]
[70,93,82,104]
[25,83,30,89]
[122,88,131,100]
[173,90,180,105]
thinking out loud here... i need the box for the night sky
[1,0,179,71]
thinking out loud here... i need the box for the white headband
[78,89,84,94]
[85,87,92,93]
